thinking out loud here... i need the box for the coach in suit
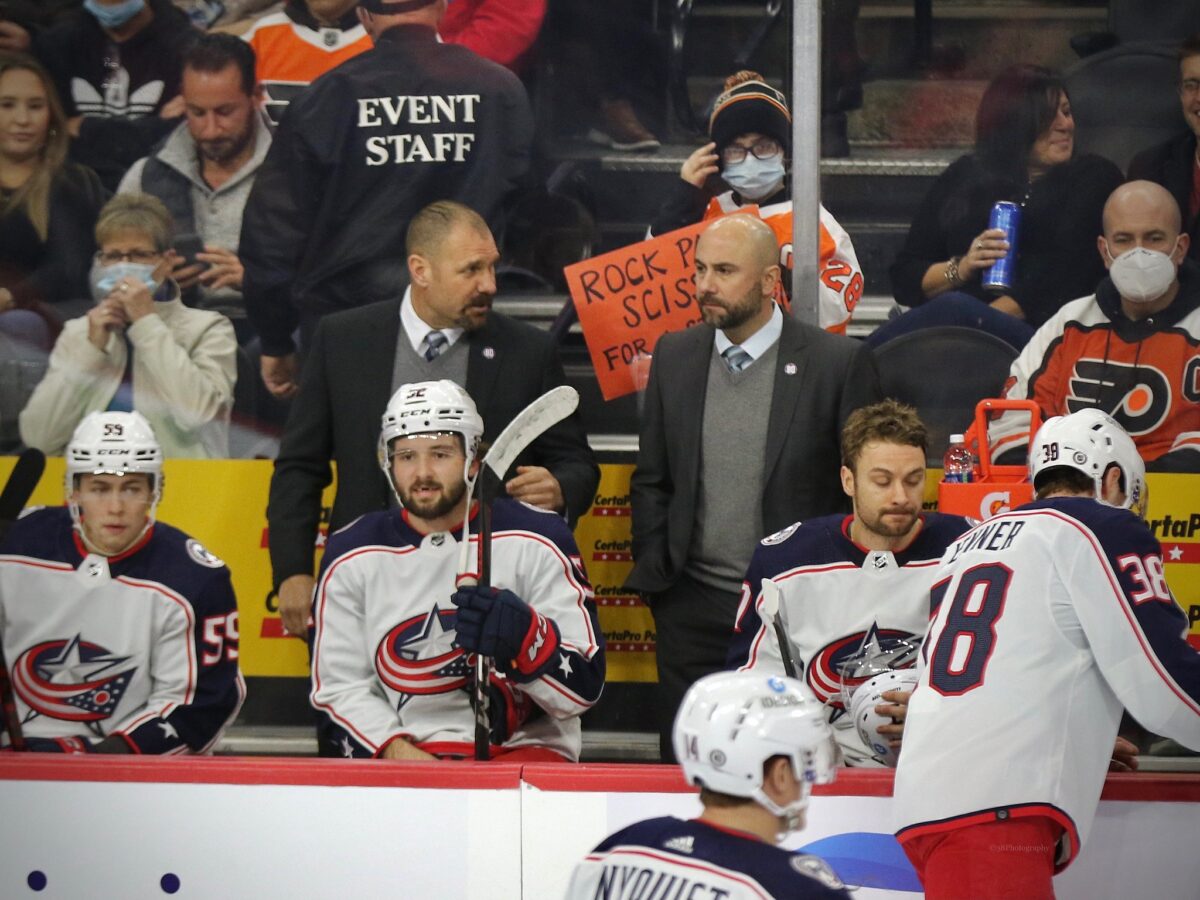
[627,214,881,759]
[270,201,598,637]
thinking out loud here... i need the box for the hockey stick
[455,386,581,760]
[759,578,799,679]
[0,449,47,751]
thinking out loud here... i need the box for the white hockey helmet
[673,671,839,830]
[378,380,485,496]
[65,411,164,531]
[1029,409,1146,515]
[848,668,920,767]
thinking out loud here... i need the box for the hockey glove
[452,585,561,679]
[483,672,534,745]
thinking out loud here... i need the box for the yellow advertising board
[3,459,1197,683]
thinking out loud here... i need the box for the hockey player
[310,380,604,760]
[728,400,971,765]
[564,670,850,899]
[0,412,244,753]
[894,410,1200,899]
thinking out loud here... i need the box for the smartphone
[173,233,207,269]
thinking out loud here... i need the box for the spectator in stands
[118,33,269,344]
[31,0,197,192]
[239,0,533,399]
[727,400,971,766]
[19,193,236,458]
[1128,33,1200,266]
[241,0,370,127]
[545,0,661,151]
[878,64,1123,350]
[650,71,864,335]
[0,2,81,52]
[439,0,545,73]
[0,410,244,754]
[0,52,106,349]
[627,214,880,761]
[989,180,1200,473]
[268,200,597,640]
[310,380,604,761]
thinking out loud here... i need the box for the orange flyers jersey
[704,193,864,335]
[243,12,372,124]
[990,294,1200,462]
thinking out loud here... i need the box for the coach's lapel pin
[784,362,797,375]
[482,347,495,360]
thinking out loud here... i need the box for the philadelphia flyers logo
[1067,360,1170,436]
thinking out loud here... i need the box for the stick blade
[482,386,579,479]
[759,578,781,618]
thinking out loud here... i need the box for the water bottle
[181,0,225,29]
[943,434,974,484]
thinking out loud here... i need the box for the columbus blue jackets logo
[12,635,136,729]
[375,605,469,706]
[806,624,920,712]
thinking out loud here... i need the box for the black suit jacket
[626,314,881,595]
[1128,131,1200,263]
[267,298,599,587]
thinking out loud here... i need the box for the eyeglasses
[95,250,160,265]
[1179,78,1200,95]
[721,137,783,165]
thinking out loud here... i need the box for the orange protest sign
[564,222,708,401]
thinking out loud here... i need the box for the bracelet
[944,256,964,287]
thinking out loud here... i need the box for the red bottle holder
[937,399,1043,521]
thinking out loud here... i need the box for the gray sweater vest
[685,341,778,593]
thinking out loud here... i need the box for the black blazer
[626,314,882,595]
[1128,131,1200,264]
[267,298,599,587]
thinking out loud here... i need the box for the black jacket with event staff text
[239,23,533,357]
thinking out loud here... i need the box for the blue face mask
[722,153,786,202]
[83,0,146,30]
[89,261,160,302]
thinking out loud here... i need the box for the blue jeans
[866,293,1036,351]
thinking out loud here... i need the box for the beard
[857,505,919,540]
[699,285,763,333]
[197,127,254,164]
[398,476,468,522]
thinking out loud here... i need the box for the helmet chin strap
[751,782,810,839]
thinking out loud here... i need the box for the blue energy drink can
[982,201,1020,292]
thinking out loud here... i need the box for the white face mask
[722,153,786,202]
[1105,242,1179,304]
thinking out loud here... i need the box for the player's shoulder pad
[917,512,974,553]
[322,510,404,564]
[492,498,578,551]
[788,853,847,893]
[753,514,846,570]
[0,506,70,558]
[590,816,681,854]
[147,523,229,573]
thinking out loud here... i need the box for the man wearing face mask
[30,0,197,191]
[990,180,1200,472]
[19,193,237,458]
[648,71,864,335]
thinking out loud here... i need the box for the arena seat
[872,325,1018,465]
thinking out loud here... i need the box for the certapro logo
[186,539,224,569]
[1067,360,1170,436]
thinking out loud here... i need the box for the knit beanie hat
[358,0,438,12]
[708,71,791,156]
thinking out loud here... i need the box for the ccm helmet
[673,671,838,831]
[1029,409,1146,515]
[378,380,484,498]
[65,411,164,535]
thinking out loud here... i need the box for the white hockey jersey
[0,508,244,754]
[311,500,604,760]
[894,498,1200,870]
[728,513,970,765]
[565,817,850,900]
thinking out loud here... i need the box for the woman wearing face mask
[0,53,106,350]
[876,64,1123,350]
[19,192,236,458]
[648,70,864,335]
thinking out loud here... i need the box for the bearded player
[728,400,970,765]
[310,380,604,760]
[0,412,244,753]
[565,671,849,899]
[894,410,1200,899]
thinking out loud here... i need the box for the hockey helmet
[1029,409,1146,516]
[65,411,164,535]
[672,671,838,831]
[378,380,484,497]
[848,668,920,768]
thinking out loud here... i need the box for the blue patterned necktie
[721,344,752,373]
[423,331,448,362]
